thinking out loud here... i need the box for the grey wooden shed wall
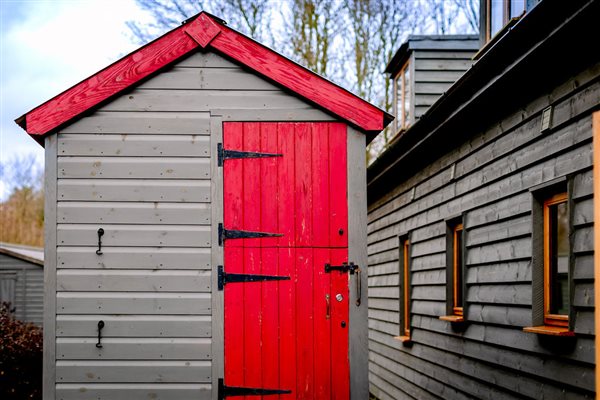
[367,60,599,400]
[410,36,479,121]
[0,251,43,326]
[46,51,337,400]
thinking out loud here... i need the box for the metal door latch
[324,262,358,274]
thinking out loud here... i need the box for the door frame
[210,117,368,400]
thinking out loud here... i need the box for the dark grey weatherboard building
[367,0,599,399]
[16,11,391,400]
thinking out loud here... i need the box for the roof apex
[16,11,390,145]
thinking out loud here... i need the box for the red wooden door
[222,122,349,399]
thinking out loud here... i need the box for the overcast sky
[0,0,148,196]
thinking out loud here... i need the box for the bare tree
[127,0,273,45]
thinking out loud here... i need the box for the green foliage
[0,302,43,399]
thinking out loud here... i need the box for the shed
[16,11,391,400]
[0,243,44,326]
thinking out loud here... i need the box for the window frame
[485,0,527,42]
[452,223,464,317]
[440,218,466,324]
[393,59,411,133]
[543,192,569,327]
[397,235,412,343]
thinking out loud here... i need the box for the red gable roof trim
[18,12,390,142]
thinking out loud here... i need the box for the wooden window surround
[393,60,411,133]
[440,223,465,323]
[524,191,574,336]
[485,0,526,42]
[395,238,412,343]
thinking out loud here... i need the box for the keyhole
[338,228,344,235]
[341,321,346,328]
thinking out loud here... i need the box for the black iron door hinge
[218,378,292,399]
[218,223,282,246]
[218,143,282,166]
[218,266,290,290]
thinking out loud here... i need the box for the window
[397,237,411,342]
[394,60,411,132]
[486,0,526,41]
[543,193,570,326]
[440,220,465,323]
[524,183,574,336]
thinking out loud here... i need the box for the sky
[0,0,149,198]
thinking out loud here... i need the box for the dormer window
[394,60,411,132]
[486,0,526,41]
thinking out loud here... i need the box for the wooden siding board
[56,315,211,337]
[58,156,210,179]
[100,90,313,112]
[57,202,210,225]
[57,247,211,270]
[465,261,532,284]
[56,292,211,315]
[58,134,210,157]
[57,224,211,247]
[56,360,211,383]
[137,67,278,90]
[55,383,211,400]
[61,111,211,134]
[58,179,211,202]
[56,269,211,292]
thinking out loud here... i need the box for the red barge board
[16,12,391,144]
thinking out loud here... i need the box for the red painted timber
[25,25,199,135]
[329,123,348,248]
[210,25,384,132]
[20,12,388,140]
[223,122,350,398]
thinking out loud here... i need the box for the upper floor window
[486,0,526,40]
[394,60,411,132]
[543,192,570,327]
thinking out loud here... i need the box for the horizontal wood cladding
[58,179,211,202]
[56,360,211,383]
[57,202,211,225]
[56,269,211,292]
[58,134,210,157]
[56,338,211,360]
[56,315,211,337]
[368,66,598,398]
[58,157,210,179]
[55,383,211,400]
[57,292,211,315]
[57,247,211,269]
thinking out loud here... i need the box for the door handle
[355,267,362,307]
[325,294,330,319]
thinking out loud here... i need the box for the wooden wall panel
[368,66,598,398]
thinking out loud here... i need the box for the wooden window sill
[439,315,464,323]
[523,326,575,337]
[394,335,412,344]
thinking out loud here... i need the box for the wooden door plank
[279,247,297,398]
[314,248,332,399]
[242,123,262,248]
[312,123,330,247]
[278,123,296,248]
[330,123,348,248]
[295,124,313,247]
[242,246,262,390]
[261,247,280,392]
[331,247,350,400]
[224,246,244,387]
[223,122,244,246]
[295,248,314,398]
[260,123,280,248]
